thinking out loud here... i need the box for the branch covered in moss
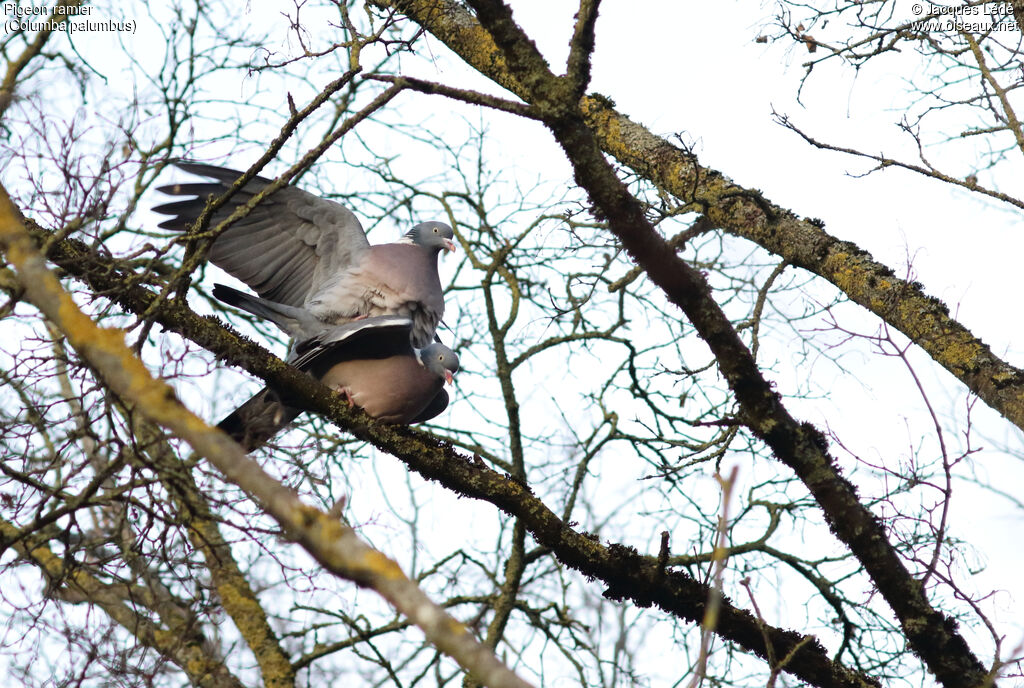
[445,1,989,685]
[0,185,535,688]
[371,0,1024,436]
[16,215,879,688]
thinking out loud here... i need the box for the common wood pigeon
[214,285,459,451]
[153,161,456,347]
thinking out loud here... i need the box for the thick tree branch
[565,0,600,98]
[372,0,1024,436]
[19,220,878,688]
[0,186,534,688]
[453,1,990,685]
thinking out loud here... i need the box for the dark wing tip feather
[155,182,237,198]
[172,160,276,187]
[153,171,265,232]
[211,283,250,308]
[173,160,243,180]
[151,198,209,215]
[152,197,216,230]
[155,218,189,231]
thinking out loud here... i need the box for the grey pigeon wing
[153,161,371,308]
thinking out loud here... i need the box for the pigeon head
[406,221,456,254]
[419,343,459,385]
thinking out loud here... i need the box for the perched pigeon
[214,286,459,450]
[153,161,456,347]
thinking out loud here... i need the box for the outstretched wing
[153,161,371,308]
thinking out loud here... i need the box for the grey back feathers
[154,161,455,347]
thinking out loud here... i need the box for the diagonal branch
[961,31,1024,159]
[455,1,990,686]
[372,0,1024,437]
[366,73,540,118]
[462,0,560,109]
[0,185,534,688]
[775,111,1024,210]
[19,216,878,688]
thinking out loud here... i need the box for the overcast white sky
[456,0,1024,645]
[206,0,1024,657]
[6,0,1024,682]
